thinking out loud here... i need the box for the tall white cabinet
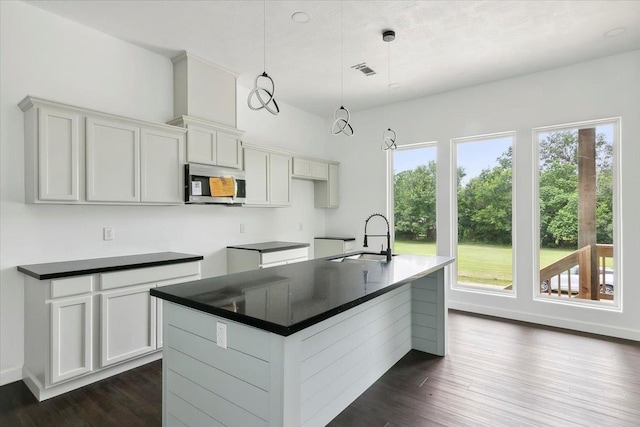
[36,107,81,201]
[20,96,186,205]
[19,253,202,401]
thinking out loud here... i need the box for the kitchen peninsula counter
[152,253,454,427]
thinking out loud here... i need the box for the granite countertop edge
[17,252,204,280]
[151,256,455,337]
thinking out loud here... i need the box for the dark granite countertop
[226,241,310,253]
[151,253,454,336]
[17,252,203,280]
[314,237,356,241]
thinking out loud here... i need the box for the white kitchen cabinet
[36,107,81,202]
[243,146,291,207]
[292,157,328,181]
[50,294,93,384]
[100,284,156,367]
[315,163,339,208]
[21,255,201,401]
[269,153,292,206]
[141,128,184,203]
[244,147,270,205]
[168,116,243,169]
[227,246,309,274]
[20,97,187,205]
[86,117,140,203]
[314,237,357,258]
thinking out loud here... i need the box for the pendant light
[248,0,280,115]
[332,0,354,136]
[382,30,397,150]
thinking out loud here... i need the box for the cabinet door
[140,128,184,203]
[186,124,216,165]
[269,153,291,206]
[86,117,140,202]
[329,163,339,207]
[311,161,329,180]
[292,158,312,178]
[244,148,269,205]
[50,295,92,384]
[37,107,80,201]
[100,285,156,367]
[216,131,242,169]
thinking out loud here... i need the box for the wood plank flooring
[1,310,638,426]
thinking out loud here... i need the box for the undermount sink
[329,253,396,263]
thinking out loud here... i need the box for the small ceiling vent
[351,63,376,76]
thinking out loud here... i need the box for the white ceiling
[25,0,640,117]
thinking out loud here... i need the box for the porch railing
[539,244,613,301]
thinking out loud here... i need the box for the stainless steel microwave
[184,164,246,205]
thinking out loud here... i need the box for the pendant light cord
[263,0,266,71]
[340,0,344,105]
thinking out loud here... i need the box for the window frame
[450,131,517,297]
[387,141,438,252]
[533,117,622,310]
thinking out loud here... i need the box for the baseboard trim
[22,351,163,401]
[0,365,23,386]
[448,302,640,342]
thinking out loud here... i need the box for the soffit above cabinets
[25,1,640,116]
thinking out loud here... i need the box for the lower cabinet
[50,295,93,384]
[22,260,200,401]
[100,284,156,367]
[227,246,309,274]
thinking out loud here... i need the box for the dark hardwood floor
[2,311,638,426]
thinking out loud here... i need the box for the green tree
[394,162,437,240]
[458,153,512,244]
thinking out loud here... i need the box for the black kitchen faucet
[363,213,392,262]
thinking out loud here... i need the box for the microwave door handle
[233,177,238,199]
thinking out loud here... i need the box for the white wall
[0,1,327,385]
[326,50,640,341]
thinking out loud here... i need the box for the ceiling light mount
[291,11,310,24]
[382,30,396,42]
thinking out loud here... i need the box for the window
[453,133,514,293]
[536,119,618,305]
[391,143,437,256]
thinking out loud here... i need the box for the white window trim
[532,117,622,311]
[387,141,438,252]
[450,131,517,297]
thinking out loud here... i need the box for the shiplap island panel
[152,253,454,427]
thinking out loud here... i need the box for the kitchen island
[151,253,454,427]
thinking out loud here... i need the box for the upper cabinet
[292,157,329,181]
[20,96,186,205]
[33,106,81,202]
[168,116,243,169]
[315,163,339,208]
[243,145,291,207]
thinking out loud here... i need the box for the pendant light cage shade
[247,0,279,115]
[382,29,397,150]
[332,0,354,136]
[382,128,397,150]
[332,105,354,136]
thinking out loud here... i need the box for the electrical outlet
[298,222,303,231]
[103,227,114,241]
[240,223,245,233]
[216,322,227,349]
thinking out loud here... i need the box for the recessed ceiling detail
[351,63,376,76]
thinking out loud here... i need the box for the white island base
[162,270,445,427]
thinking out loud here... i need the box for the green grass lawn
[394,239,575,287]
